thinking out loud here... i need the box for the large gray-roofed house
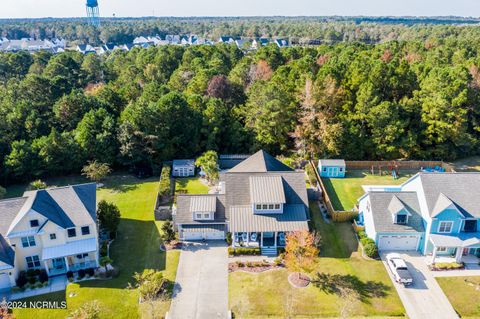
[174,150,309,255]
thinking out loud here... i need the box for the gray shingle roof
[368,192,424,233]
[249,176,286,204]
[419,173,480,218]
[173,159,195,167]
[0,235,14,267]
[388,195,410,216]
[190,196,217,212]
[175,195,226,224]
[318,159,345,167]
[228,150,293,173]
[0,197,28,234]
[230,204,308,232]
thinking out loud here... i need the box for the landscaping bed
[429,262,465,271]
[228,260,282,273]
[228,247,261,256]
[288,272,311,288]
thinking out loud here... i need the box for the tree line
[1,34,480,184]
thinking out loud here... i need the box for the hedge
[159,166,172,197]
[364,243,378,258]
[360,237,375,247]
[228,247,261,256]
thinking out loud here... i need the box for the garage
[0,273,11,290]
[378,235,420,251]
[181,224,225,241]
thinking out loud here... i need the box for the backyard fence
[344,160,454,171]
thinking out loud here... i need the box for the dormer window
[256,204,261,210]
[193,212,213,220]
[396,214,407,224]
[30,220,39,227]
[67,228,77,238]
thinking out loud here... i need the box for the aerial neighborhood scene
[1,0,480,318]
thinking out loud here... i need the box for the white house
[0,184,99,290]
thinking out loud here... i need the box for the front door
[52,258,65,270]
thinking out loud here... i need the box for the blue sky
[2,0,480,19]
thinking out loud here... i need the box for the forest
[1,26,480,183]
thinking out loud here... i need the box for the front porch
[44,253,98,276]
[427,234,480,265]
[232,232,286,255]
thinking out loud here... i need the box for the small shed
[172,159,195,177]
[318,159,346,178]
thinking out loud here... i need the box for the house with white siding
[0,184,99,290]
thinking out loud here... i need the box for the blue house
[359,173,480,264]
[318,159,346,178]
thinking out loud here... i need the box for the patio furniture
[250,233,257,242]
[241,233,248,242]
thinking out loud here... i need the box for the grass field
[175,177,210,194]
[12,174,180,319]
[452,156,480,172]
[436,276,480,318]
[322,170,416,211]
[229,203,405,318]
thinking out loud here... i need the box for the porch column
[64,257,70,271]
[231,232,235,248]
[274,232,277,247]
[454,247,463,263]
[431,246,437,264]
[260,233,263,247]
[44,261,50,276]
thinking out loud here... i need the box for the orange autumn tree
[284,230,320,272]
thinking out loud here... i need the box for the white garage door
[378,235,419,251]
[182,230,225,241]
[0,273,11,290]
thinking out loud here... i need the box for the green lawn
[322,170,416,211]
[436,276,480,318]
[13,174,180,319]
[229,203,405,318]
[175,177,209,194]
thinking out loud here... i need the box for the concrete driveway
[168,241,228,319]
[380,251,459,319]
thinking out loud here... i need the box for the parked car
[386,253,413,286]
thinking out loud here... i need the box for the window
[195,213,202,220]
[437,247,447,252]
[396,214,407,224]
[268,204,274,210]
[76,253,88,259]
[26,255,40,269]
[21,236,36,248]
[203,213,210,219]
[274,204,280,210]
[30,220,39,227]
[67,228,77,238]
[463,220,477,232]
[49,233,56,240]
[340,168,343,172]
[262,204,268,209]
[323,168,327,172]
[81,226,90,235]
[256,204,262,210]
[438,221,453,233]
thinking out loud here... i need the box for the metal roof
[42,237,97,260]
[181,224,225,233]
[230,204,308,232]
[249,176,286,204]
[368,192,424,233]
[318,159,346,167]
[175,195,226,224]
[189,196,217,212]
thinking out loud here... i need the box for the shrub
[158,166,172,197]
[360,237,375,247]
[66,271,74,279]
[228,247,261,256]
[106,267,119,278]
[433,262,464,270]
[246,262,254,267]
[28,276,37,285]
[277,247,286,255]
[358,231,367,239]
[78,269,86,279]
[34,282,43,289]
[226,232,232,245]
[86,268,95,277]
[364,243,378,258]
[160,221,176,244]
[69,300,101,319]
[34,269,41,276]
[16,271,28,288]
[26,269,36,277]
[274,257,283,266]
[97,200,120,237]
[235,261,244,267]
[68,277,74,283]
[133,269,169,302]
[100,241,108,257]
[39,270,48,283]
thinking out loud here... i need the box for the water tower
[86,0,101,27]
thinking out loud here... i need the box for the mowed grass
[175,177,209,194]
[13,174,180,319]
[452,156,480,172]
[436,276,480,318]
[229,202,405,318]
[322,170,416,211]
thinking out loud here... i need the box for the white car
[386,253,413,286]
